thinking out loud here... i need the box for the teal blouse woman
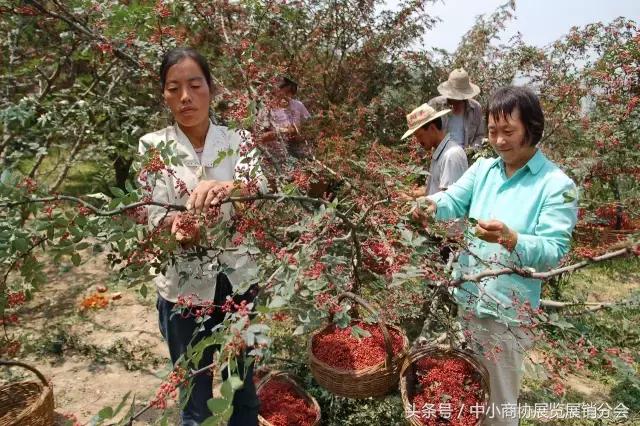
[419,86,578,426]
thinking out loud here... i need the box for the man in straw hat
[429,68,485,148]
[400,103,468,198]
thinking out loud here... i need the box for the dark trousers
[157,274,259,426]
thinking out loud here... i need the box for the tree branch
[450,243,639,286]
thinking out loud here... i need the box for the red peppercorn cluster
[304,261,325,279]
[314,292,342,315]
[15,6,39,15]
[0,313,19,325]
[17,177,38,193]
[125,206,148,224]
[409,356,484,426]
[150,367,186,409]
[290,169,311,192]
[142,149,166,173]
[154,1,171,18]
[361,239,392,274]
[77,205,93,216]
[174,212,200,241]
[7,291,26,308]
[312,321,404,370]
[258,379,317,426]
[60,413,82,426]
[361,238,408,275]
[594,205,634,229]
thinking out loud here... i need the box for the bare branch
[450,243,639,286]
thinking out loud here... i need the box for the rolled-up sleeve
[513,178,578,271]
[428,160,480,220]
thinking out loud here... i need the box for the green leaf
[12,237,29,252]
[110,186,125,197]
[562,189,577,203]
[112,391,131,417]
[97,406,113,419]
[207,397,231,414]
[268,295,286,308]
[139,283,148,298]
[71,252,81,266]
[228,374,243,390]
[351,325,372,340]
[220,379,233,400]
[75,242,90,250]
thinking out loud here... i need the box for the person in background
[429,68,485,149]
[400,103,468,198]
[414,86,578,426]
[139,47,263,426]
[256,76,312,165]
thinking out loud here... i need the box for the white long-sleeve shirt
[138,121,266,302]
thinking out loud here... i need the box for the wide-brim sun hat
[437,68,480,100]
[401,103,451,140]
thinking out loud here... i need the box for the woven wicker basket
[308,292,409,399]
[0,360,54,426]
[256,371,321,426]
[400,345,490,426]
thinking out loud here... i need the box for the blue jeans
[157,274,259,426]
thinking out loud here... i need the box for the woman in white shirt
[139,48,261,426]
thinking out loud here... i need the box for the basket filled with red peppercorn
[400,345,490,426]
[308,291,410,399]
[257,370,321,426]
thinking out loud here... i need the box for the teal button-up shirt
[428,149,578,323]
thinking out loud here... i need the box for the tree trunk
[51,134,85,192]
[611,177,623,230]
[113,156,133,190]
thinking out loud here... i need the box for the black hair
[159,48,212,91]
[278,76,298,95]
[420,116,443,131]
[487,86,545,146]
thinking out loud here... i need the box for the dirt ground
[4,251,176,425]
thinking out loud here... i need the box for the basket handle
[329,291,394,368]
[0,360,50,387]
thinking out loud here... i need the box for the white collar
[171,121,228,167]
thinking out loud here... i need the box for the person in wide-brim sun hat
[399,102,468,200]
[428,68,485,148]
[400,103,451,140]
[437,68,481,100]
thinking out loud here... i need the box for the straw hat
[437,68,480,100]
[400,103,451,140]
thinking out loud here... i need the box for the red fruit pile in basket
[410,356,484,426]
[258,379,317,426]
[312,321,405,370]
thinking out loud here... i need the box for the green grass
[521,257,640,424]
[16,147,116,195]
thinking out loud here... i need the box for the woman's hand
[411,197,437,229]
[475,219,518,251]
[397,186,426,202]
[171,212,200,244]
[186,180,233,214]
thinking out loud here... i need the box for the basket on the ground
[400,345,490,426]
[308,292,409,399]
[0,360,54,426]
[256,370,321,426]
